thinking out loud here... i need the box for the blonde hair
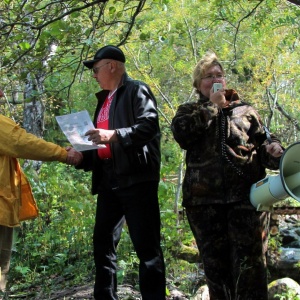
[193,51,224,90]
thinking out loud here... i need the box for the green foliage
[126,0,300,144]
[7,155,200,297]
[274,291,300,300]
[2,0,300,297]
[9,163,95,291]
[269,234,283,253]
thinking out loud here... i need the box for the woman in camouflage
[171,51,284,300]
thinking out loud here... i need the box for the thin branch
[1,0,107,31]
[118,0,147,47]
[267,89,300,131]
[11,29,42,68]
[232,0,265,60]
[218,0,265,61]
[286,0,300,5]
[276,101,300,131]
[183,17,197,65]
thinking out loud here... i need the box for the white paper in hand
[56,110,106,151]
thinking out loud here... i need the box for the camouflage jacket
[171,89,281,207]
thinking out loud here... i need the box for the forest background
[1,0,300,298]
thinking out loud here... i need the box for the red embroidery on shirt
[96,91,116,159]
[97,95,113,123]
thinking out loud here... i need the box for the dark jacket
[171,89,281,207]
[77,73,161,194]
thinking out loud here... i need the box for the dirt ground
[3,283,188,300]
[47,284,141,300]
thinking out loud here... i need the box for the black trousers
[93,180,166,300]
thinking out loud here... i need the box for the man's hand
[65,147,83,166]
[85,129,117,144]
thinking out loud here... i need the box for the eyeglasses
[92,62,110,74]
[201,74,225,80]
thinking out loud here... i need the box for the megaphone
[250,142,300,211]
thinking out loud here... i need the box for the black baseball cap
[83,45,126,69]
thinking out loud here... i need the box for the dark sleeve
[75,149,95,171]
[259,134,283,170]
[248,108,283,170]
[171,102,216,150]
[116,83,160,148]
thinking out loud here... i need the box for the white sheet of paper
[56,110,106,151]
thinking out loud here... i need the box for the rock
[285,240,300,248]
[190,285,210,300]
[176,243,201,263]
[268,214,300,282]
[268,277,300,299]
[275,248,300,281]
[285,216,299,225]
[117,284,141,299]
[279,248,300,266]
[190,279,300,300]
[281,229,299,246]
[169,289,189,300]
[269,247,300,282]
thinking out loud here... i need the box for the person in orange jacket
[0,88,83,293]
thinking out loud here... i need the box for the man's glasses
[92,62,110,74]
[201,74,225,81]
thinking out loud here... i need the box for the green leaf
[19,42,31,50]
[139,32,150,41]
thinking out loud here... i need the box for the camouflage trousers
[186,202,270,300]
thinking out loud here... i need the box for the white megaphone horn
[250,141,300,212]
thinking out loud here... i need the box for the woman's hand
[210,87,227,108]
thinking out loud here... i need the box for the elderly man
[78,45,166,299]
[0,88,82,293]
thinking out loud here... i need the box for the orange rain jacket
[0,114,68,227]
